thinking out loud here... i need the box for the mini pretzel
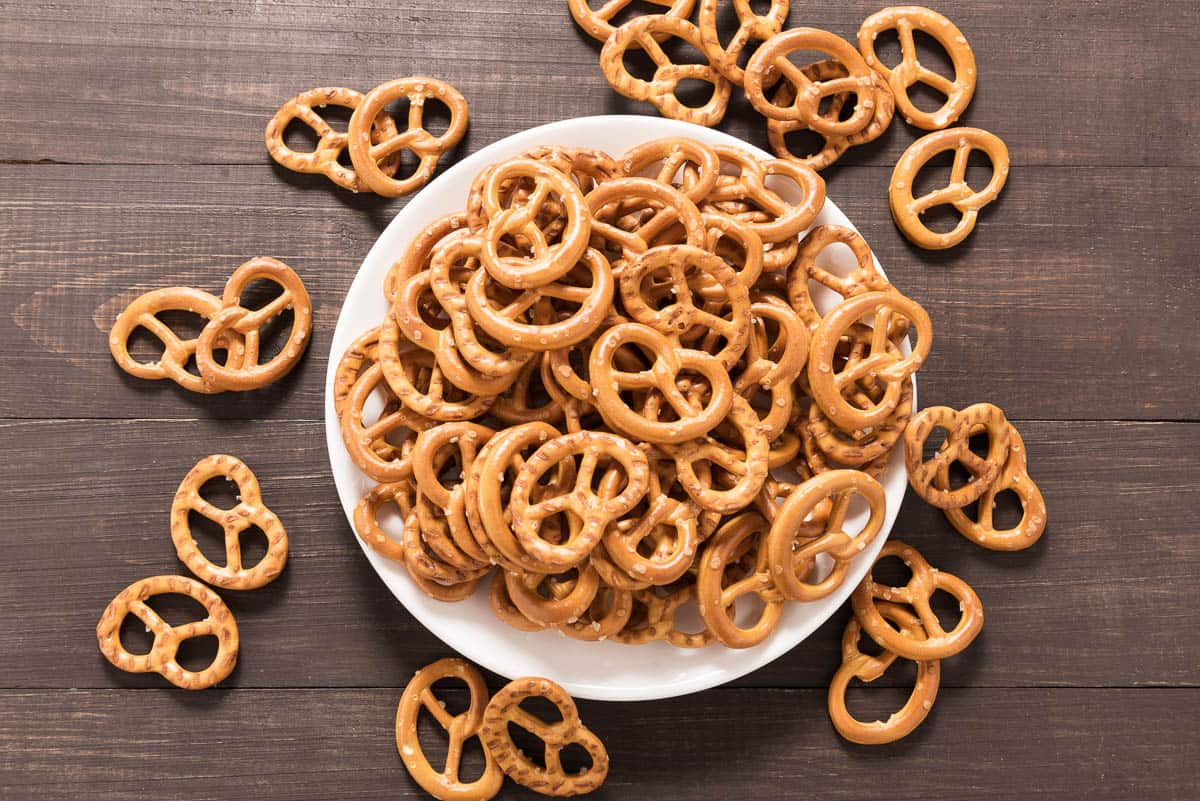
[109,287,243,394]
[859,6,977,130]
[263,86,400,193]
[744,28,876,135]
[696,0,790,85]
[852,539,984,660]
[890,127,1010,250]
[96,575,238,690]
[620,137,722,203]
[589,322,734,444]
[903,402,1010,509]
[601,453,701,585]
[491,355,568,426]
[403,504,490,586]
[807,290,932,431]
[766,469,886,601]
[786,224,893,330]
[662,395,770,513]
[941,424,1047,550]
[600,15,732,127]
[378,315,497,421]
[558,585,635,641]
[384,211,468,302]
[808,378,912,467]
[567,0,695,43]
[696,512,784,648]
[481,677,609,796]
[396,658,503,801]
[585,177,706,273]
[170,454,288,590]
[699,146,826,243]
[828,601,940,745]
[504,563,601,627]
[704,212,764,289]
[347,76,469,197]
[339,361,425,481]
[195,257,313,392]
[353,478,417,562]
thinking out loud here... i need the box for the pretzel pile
[574,3,1010,249]
[337,135,942,649]
[265,77,469,197]
[396,659,607,799]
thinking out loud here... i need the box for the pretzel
[852,539,984,660]
[765,469,886,601]
[890,127,1010,250]
[696,512,784,648]
[96,575,238,690]
[941,424,1047,550]
[567,0,695,44]
[195,257,313,392]
[504,563,601,627]
[378,314,497,421]
[621,137,722,203]
[600,15,732,127]
[403,504,490,586]
[509,431,650,571]
[696,0,790,85]
[490,356,568,427]
[353,478,417,562]
[557,586,635,642]
[859,6,977,130]
[699,146,826,243]
[384,211,468,303]
[169,454,288,590]
[109,287,244,394]
[828,601,940,745]
[903,402,1010,509]
[786,224,894,331]
[744,28,876,135]
[808,377,912,467]
[767,60,895,171]
[488,571,546,631]
[263,86,400,193]
[585,177,706,273]
[481,677,609,796]
[589,322,734,444]
[704,212,764,289]
[396,658,503,801]
[339,361,425,481]
[807,290,932,431]
[662,395,770,513]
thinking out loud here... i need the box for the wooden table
[2,2,1196,798]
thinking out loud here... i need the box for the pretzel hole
[560,742,595,774]
[175,635,221,673]
[986,490,1025,530]
[920,427,949,461]
[671,594,709,636]
[675,78,718,110]
[507,722,549,768]
[520,694,565,725]
[186,509,233,565]
[781,128,831,161]
[239,279,295,363]
[429,677,473,716]
[871,554,914,589]
[855,623,887,657]
[608,1,682,29]
[842,666,920,719]
[730,589,766,626]
[929,587,965,632]
[118,613,156,655]
[125,309,206,366]
[943,460,972,490]
[907,81,950,115]
[281,116,323,154]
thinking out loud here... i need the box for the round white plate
[324,115,912,702]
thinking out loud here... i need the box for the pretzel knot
[852,540,985,660]
[903,402,1011,509]
[395,658,503,801]
[585,177,706,274]
[170,454,289,590]
[481,677,609,797]
[890,127,1010,249]
[858,6,977,131]
[828,601,941,745]
[699,145,826,244]
[95,575,239,690]
[696,511,784,648]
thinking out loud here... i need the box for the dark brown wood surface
[1,2,1196,799]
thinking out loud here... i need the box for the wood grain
[1,418,1193,690]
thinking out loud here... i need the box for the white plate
[324,115,913,702]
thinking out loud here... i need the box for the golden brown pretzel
[699,145,826,243]
[170,454,288,590]
[108,287,244,394]
[697,0,790,85]
[195,257,313,392]
[504,563,602,627]
[338,360,426,481]
[383,211,468,303]
[585,176,706,273]
[786,223,894,331]
[481,676,609,796]
[890,127,1010,250]
[347,76,469,197]
[744,28,876,135]
[662,395,770,513]
[696,511,784,648]
[567,0,695,43]
[828,601,940,744]
[600,15,732,127]
[96,575,238,690]
[852,539,984,660]
[378,314,497,421]
[396,658,503,801]
[858,6,976,130]
[903,402,1010,509]
[263,86,400,192]
[808,377,912,467]
[620,136,722,202]
[353,478,417,562]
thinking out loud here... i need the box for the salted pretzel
[808,377,912,467]
[481,677,609,796]
[600,15,732,127]
[195,257,313,392]
[396,658,503,801]
[852,540,984,660]
[704,212,765,288]
[109,287,244,394]
[941,424,1047,550]
[384,211,468,302]
[786,224,894,331]
[662,395,770,513]
[696,512,784,648]
[767,60,895,171]
[96,575,238,690]
[859,6,977,130]
[567,0,695,44]
[347,76,469,197]
[353,478,417,562]
[904,402,1010,509]
[766,469,887,601]
[890,127,1010,250]
[585,176,707,272]
[699,145,826,244]
[807,290,932,431]
[828,601,941,745]
[696,0,790,85]
[378,314,497,421]
[263,86,401,192]
[403,503,490,586]
[490,356,568,426]
[170,454,288,590]
[504,563,602,627]
[558,585,635,641]
[620,137,722,203]
[744,28,876,135]
[339,361,426,481]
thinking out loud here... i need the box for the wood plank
[0,418,1194,690]
[0,1,1195,167]
[1,687,1194,800]
[2,164,1196,421]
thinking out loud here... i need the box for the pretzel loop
[696,511,784,648]
[903,403,1010,509]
